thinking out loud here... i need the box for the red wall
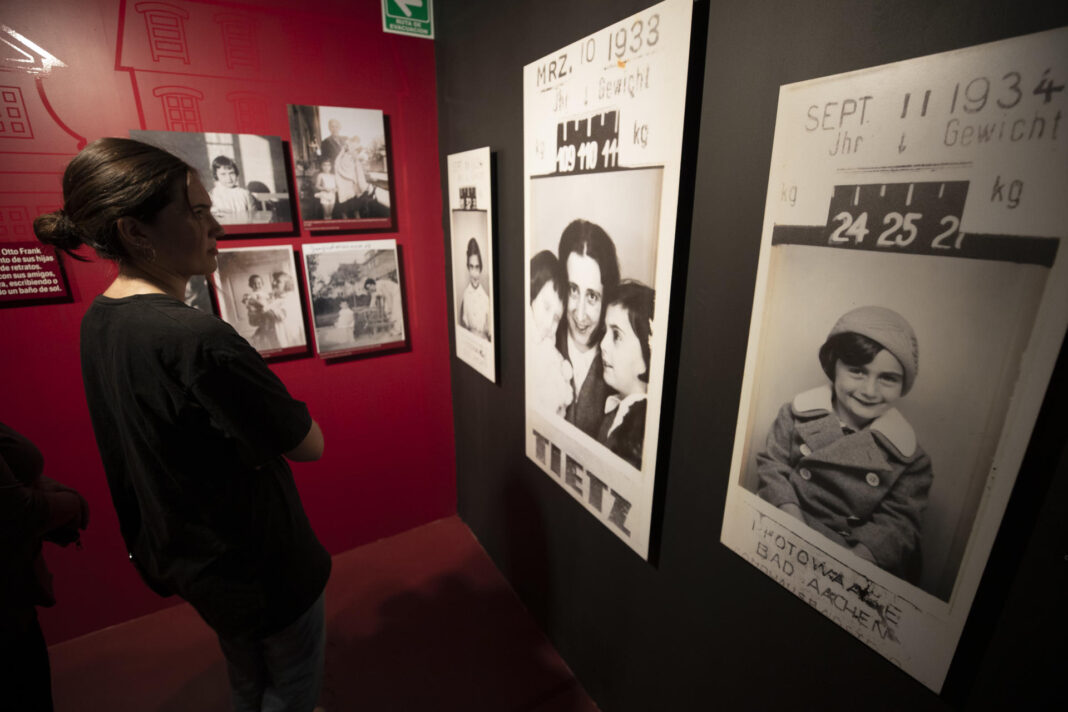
[0,0,455,644]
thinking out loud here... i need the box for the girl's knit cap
[829,306,918,394]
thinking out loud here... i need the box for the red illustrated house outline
[0,205,33,238]
[0,86,33,139]
[214,13,260,72]
[135,2,191,64]
[226,90,269,134]
[152,85,204,131]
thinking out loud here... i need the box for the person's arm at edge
[35,476,90,532]
[285,420,324,462]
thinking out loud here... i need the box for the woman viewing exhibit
[556,219,621,437]
[755,305,933,582]
[33,138,330,712]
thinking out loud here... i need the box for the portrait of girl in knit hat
[755,305,931,584]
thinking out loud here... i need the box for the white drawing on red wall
[1,24,66,75]
[0,25,77,303]
[0,25,82,260]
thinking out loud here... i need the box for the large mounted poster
[720,28,1068,691]
[524,0,692,559]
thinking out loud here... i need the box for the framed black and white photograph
[183,275,213,314]
[212,246,308,358]
[523,0,693,560]
[448,147,496,382]
[302,240,406,358]
[719,27,1068,692]
[130,130,292,235]
[287,104,392,232]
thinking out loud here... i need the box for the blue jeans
[217,593,325,712]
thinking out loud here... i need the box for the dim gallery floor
[49,516,597,712]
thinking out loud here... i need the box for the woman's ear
[115,216,155,263]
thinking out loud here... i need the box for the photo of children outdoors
[303,240,405,358]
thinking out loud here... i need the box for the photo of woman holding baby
[546,221,657,470]
[214,246,308,358]
[526,168,666,481]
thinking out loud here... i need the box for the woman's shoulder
[82,294,258,382]
[85,293,241,349]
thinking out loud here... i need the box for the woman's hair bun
[33,209,88,259]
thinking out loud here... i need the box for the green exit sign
[382,0,434,39]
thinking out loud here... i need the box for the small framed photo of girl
[447,147,496,382]
[212,246,308,358]
[130,130,293,235]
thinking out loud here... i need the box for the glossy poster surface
[523,0,692,558]
[719,28,1068,691]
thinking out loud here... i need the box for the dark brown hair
[530,249,565,305]
[818,332,891,381]
[607,280,655,383]
[557,219,620,345]
[33,137,192,262]
[466,237,482,271]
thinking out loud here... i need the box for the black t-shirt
[80,294,330,638]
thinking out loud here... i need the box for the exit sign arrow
[393,0,423,18]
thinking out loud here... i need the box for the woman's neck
[103,263,186,301]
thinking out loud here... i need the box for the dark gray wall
[436,2,1068,709]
